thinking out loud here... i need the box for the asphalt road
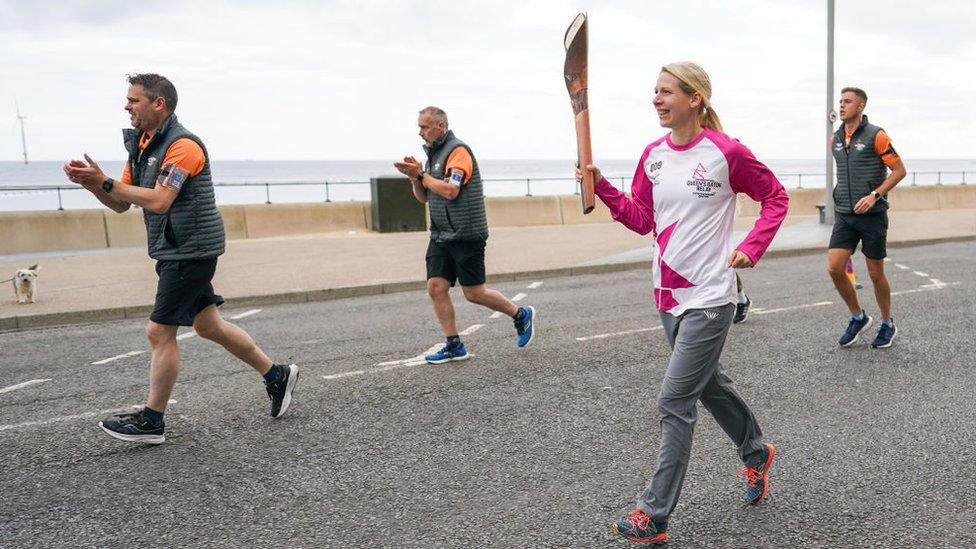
[2,241,974,548]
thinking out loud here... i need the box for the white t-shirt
[595,128,790,316]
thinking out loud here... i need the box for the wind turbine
[15,99,28,164]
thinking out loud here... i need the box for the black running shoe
[99,410,165,444]
[733,296,751,324]
[266,363,299,418]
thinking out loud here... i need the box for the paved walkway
[2,209,974,330]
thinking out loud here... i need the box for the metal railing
[1,170,972,211]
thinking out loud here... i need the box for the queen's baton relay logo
[687,163,722,198]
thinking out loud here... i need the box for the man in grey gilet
[827,86,906,349]
[394,106,536,363]
[65,73,298,444]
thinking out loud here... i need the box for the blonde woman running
[578,62,789,544]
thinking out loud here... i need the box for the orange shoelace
[627,508,651,531]
[737,466,760,487]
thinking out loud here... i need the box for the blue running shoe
[738,442,776,504]
[514,306,536,348]
[610,508,668,544]
[425,341,470,364]
[838,313,873,347]
[872,321,897,348]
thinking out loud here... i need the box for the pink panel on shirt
[654,221,695,312]
[704,129,789,265]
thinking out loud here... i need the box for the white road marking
[892,281,958,296]
[511,293,527,302]
[176,332,196,341]
[459,324,484,336]
[376,345,441,366]
[753,301,834,315]
[576,326,664,342]
[895,264,910,270]
[527,281,544,289]
[0,404,139,433]
[912,271,929,277]
[91,350,145,365]
[0,379,52,394]
[322,369,367,380]
[230,309,262,320]
[490,311,504,319]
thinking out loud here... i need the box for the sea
[1,158,974,212]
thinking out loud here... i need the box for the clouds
[0,0,973,162]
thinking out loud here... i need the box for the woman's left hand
[727,250,754,268]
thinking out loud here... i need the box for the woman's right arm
[591,147,655,236]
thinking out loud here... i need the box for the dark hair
[841,86,867,104]
[127,73,178,112]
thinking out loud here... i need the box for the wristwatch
[101,178,115,194]
[870,190,881,200]
[415,171,425,184]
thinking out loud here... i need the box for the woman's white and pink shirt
[595,128,789,316]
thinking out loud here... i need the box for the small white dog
[13,264,39,304]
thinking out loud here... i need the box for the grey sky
[1,0,973,161]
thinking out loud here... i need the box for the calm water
[2,158,973,211]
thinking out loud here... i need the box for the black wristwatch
[101,178,115,194]
[415,171,425,184]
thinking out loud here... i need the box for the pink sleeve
[593,145,655,236]
[724,140,789,265]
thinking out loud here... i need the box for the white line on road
[0,379,52,394]
[892,281,958,296]
[459,324,484,336]
[176,332,196,341]
[91,350,145,365]
[323,360,431,381]
[322,369,367,380]
[512,292,527,302]
[576,326,664,342]
[230,309,262,320]
[912,271,929,277]
[895,264,910,270]
[753,301,833,315]
[375,345,441,366]
[0,404,140,433]
[527,281,544,289]
[490,311,504,319]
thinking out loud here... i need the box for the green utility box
[370,176,427,233]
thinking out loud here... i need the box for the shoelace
[626,508,650,531]
[737,465,760,487]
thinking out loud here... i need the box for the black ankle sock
[263,364,281,383]
[513,308,525,321]
[446,335,461,346]
[142,406,164,425]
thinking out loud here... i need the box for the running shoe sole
[872,326,898,348]
[840,316,873,347]
[98,422,165,445]
[425,353,471,365]
[272,364,299,419]
[610,523,668,544]
[518,306,536,348]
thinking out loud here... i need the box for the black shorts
[150,258,225,326]
[425,240,486,287]
[829,211,889,260]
